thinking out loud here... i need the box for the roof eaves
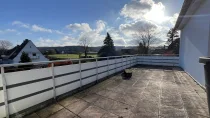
[174,0,194,30]
[174,0,204,30]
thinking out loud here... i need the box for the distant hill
[38,46,134,54]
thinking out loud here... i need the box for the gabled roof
[174,0,205,30]
[8,39,30,59]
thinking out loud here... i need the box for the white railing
[138,54,179,66]
[0,55,179,118]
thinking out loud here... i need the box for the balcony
[0,55,208,118]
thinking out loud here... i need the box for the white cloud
[170,13,179,26]
[12,21,63,34]
[66,23,92,32]
[32,25,53,33]
[106,27,129,46]
[12,21,30,28]
[119,20,157,37]
[120,0,154,20]
[0,29,17,33]
[36,36,78,47]
[95,20,106,33]
[118,0,179,47]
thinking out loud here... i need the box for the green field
[48,54,97,59]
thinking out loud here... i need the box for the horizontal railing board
[55,73,80,87]
[55,79,80,89]
[54,64,80,76]
[97,60,107,67]
[98,67,108,73]
[6,76,52,89]
[0,105,6,117]
[8,87,53,104]
[5,62,123,90]
[81,62,96,70]
[82,75,97,85]
[4,68,51,86]
[8,89,53,114]
[108,60,115,65]
[0,101,4,106]
[7,79,53,101]
[55,81,80,96]
[138,61,179,64]
[0,90,3,103]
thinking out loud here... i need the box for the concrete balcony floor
[26,66,209,118]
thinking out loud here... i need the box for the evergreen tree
[167,28,179,44]
[98,33,116,57]
[20,52,31,63]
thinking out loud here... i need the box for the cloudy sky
[0,0,183,47]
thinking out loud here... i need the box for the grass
[48,54,97,59]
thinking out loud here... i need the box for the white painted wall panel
[179,0,210,85]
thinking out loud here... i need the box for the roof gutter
[174,0,205,30]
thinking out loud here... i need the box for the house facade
[8,39,49,63]
[175,0,210,85]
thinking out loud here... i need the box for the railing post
[79,59,82,88]
[121,56,123,70]
[107,57,109,77]
[1,67,9,118]
[115,57,117,73]
[126,56,128,69]
[96,58,98,82]
[51,63,56,100]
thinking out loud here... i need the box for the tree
[0,40,13,55]
[20,52,31,63]
[134,26,159,54]
[168,38,180,54]
[79,37,92,58]
[167,28,179,44]
[98,33,116,57]
[166,28,180,54]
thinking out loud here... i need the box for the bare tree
[79,37,92,58]
[0,40,13,55]
[133,26,159,54]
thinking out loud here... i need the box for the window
[32,53,36,56]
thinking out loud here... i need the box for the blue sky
[0,0,184,47]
